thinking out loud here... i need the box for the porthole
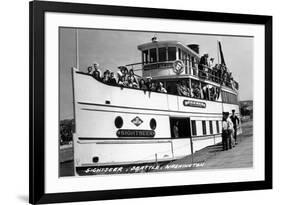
[115,116,123,128]
[150,118,157,130]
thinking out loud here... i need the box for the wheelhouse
[138,38,200,78]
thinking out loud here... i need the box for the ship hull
[72,68,240,175]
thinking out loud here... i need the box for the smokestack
[187,44,200,54]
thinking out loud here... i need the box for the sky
[59,28,253,120]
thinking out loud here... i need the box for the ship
[72,36,241,175]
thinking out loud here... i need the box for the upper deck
[133,37,239,92]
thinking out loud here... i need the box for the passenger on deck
[229,72,234,88]
[87,66,93,74]
[127,76,139,88]
[129,69,138,85]
[177,80,189,97]
[157,82,167,93]
[209,58,215,68]
[108,72,117,85]
[192,83,201,99]
[102,70,110,84]
[127,76,133,87]
[186,83,191,97]
[150,82,157,92]
[209,86,216,101]
[199,53,209,79]
[202,84,209,100]
[118,75,128,87]
[139,79,148,90]
[146,77,153,91]
[123,67,129,80]
[208,58,216,81]
[222,71,227,85]
[216,87,221,100]
[117,66,125,79]
[213,64,220,83]
[92,67,101,81]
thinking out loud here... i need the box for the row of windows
[142,47,197,65]
[221,91,238,104]
[191,120,220,136]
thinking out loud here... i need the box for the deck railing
[125,61,239,90]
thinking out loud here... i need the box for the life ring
[173,60,184,74]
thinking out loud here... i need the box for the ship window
[202,121,206,135]
[191,120,197,136]
[168,47,176,61]
[183,51,188,73]
[191,56,195,68]
[222,91,238,104]
[209,121,213,134]
[170,118,191,138]
[150,48,157,63]
[216,120,220,133]
[178,48,182,60]
[143,50,149,64]
[166,80,177,94]
[158,47,167,62]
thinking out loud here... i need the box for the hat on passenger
[118,66,127,70]
[93,62,99,66]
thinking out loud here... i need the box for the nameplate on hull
[183,100,206,108]
[116,129,155,138]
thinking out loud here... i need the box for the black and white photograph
[27,1,273,204]
[59,28,254,177]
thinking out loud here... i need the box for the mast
[75,29,79,69]
[218,41,226,67]
[218,41,224,113]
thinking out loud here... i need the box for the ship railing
[125,61,238,90]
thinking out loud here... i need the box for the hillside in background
[60,119,75,145]
[239,100,253,117]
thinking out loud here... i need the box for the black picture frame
[29,1,272,204]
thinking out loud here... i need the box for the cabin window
[168,47,176,61]
[150,48,157,63]
[166,80,178,95]
[209,121,213,134]
[158,47,167,62]
[182,51,188,73]
[191,56,195,68]
[202,121,207,135]
[216,120,220,133]
[143,50,149,64]
[178,48,182,60]
[191,120,197,136]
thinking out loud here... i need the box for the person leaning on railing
[146,77,152,91]
[157,82,167,93]
[108,72,117,85]
[139,79,148,90]
[192,83,201,98]
[176,80,191,97]
[198,53,209,79]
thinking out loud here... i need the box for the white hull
[72,68,240,173]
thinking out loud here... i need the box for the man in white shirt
[227,114,235,148]
[222,112,233,150]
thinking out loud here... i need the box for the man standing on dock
[230,109,240,145]
[222,112,234,150]
[222,112,229,150]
